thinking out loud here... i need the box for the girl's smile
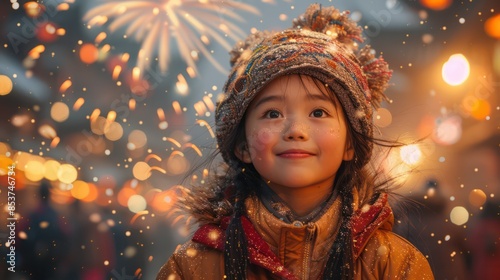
[276,149,315,158]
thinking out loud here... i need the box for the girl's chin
[267,180,331,190]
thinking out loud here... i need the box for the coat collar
[192,192,393,277]
[192,215,298,279]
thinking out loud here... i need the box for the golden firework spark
[59,79,72,93]
[183,143,202,157]
[145,153,162,163]
[196,119,215,138]
[164,137,182,148]
[169,150,185,158]
[84,0,259,76]
[73,98,85,110]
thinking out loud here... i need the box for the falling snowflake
[84,0,259,76]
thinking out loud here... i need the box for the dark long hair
[218,75,404,279]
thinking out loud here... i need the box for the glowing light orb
[373,108,393,128]
[433,115,462,145]
[420,0,452,11]
[57,164,78,184]
[0,75,13,96]
[24,2,45,18]
[38,124,57,139]
[151,189,177,212]
[71,180,90,200]
[485,14,500,39]
[81,183,98,202]
[128,194,147,213]
[79,43,99,64]
[50,102,70,122]
[470,99,491,120]
[44,160,61,181]
[128,130,147,149]
[36,22,59,42]
[450,206,469,226]
[25,160,45,182]
[104,122,124,141]
[166,154,189,175]
[0,156,14,176]
[442,54,470,86]
[400,144,422,165]
[469,189,487,207]
[132,161,151,181]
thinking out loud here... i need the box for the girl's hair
[219,74,402,280]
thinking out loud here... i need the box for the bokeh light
[38,124,57,139]
[36,22,59,42]
[133,161,151,181]
[81,183,98,202]
[468,189,487,207]
[50,102,70,122]
[79,43,99,64]
[420,0,453,11]
[0,75,13,96]
[400,144,422,165]
[373,108,393,128]
[44,160,61,181]
[23,1,45,18]
[128,194,147,213]
[484,14,500,39]
[24,159,45,182]
[469,99,491,120]
[104,121,124,141]
[0,156,14,176]
[442,54,470,86]
[165,154,190,175]
[450,206,469,226]
[13,152,32,171]
[150,189,177,213]
[128,130,148,150]
[433,115,462,145]
[57,163,78,184]
[71,180,90,200]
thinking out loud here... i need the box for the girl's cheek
[247,125,282,152]
[312,124,342,138]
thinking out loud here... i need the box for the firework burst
[84,0,259,77]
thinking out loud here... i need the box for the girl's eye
[311,109,327,118]
[265,110,281,118]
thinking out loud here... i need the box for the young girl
[157,4,434,280]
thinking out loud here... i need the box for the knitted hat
[216,4,392,165]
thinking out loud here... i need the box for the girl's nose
[283,119,309,141]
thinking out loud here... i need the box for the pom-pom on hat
[216,4,392,165]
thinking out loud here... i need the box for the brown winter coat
[157,191,434,279]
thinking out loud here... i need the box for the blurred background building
[0,0,498,279]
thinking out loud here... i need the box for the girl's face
[236,74,353,192]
